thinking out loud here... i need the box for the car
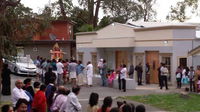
[7,57,37,76]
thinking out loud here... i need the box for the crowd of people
[34,56,94,87]
[175,65,200,93]
[1,78,146,112]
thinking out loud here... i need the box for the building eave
[16,40,75,46]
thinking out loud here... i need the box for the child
[197,76,200,93]
[108,70,116,87]
[97,59,103,74]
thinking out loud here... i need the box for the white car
[8,57,37,76]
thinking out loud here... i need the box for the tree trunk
[88,0,94,25]
[59,0,67,19]
[93,0,101,28]
[0,57,2,100]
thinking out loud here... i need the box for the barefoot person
[86,61,93,87]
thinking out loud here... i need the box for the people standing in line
[86,61,94,87]
[46,86,56,112]
[23,78,34,98]
[117,65,123,90]
[128,64,134,79]
[51,86,69,112]
[176,66,182,89]
[51,59,57,84]
[195,65,200,92]
[1,63,11,95]
[101,60,108,87]
[44,67,56,85]
[77,60,85,86]
[33,81,40,94]
[87,92,99,112]
[188,66,195,92]
[97,59,103,75]
[97,96,113,112]
[32,85,47,112]
[135,63,143,85]
[160,63,169,90]
[1,104,13,112]
[145,63,150,84]
[41,58,47,83]
[66,86,82,112]
[120,64,127,92]
[15,99,28,112]
[12,80,30,108]
[157,63,162,87]
[136,104,146,112]
[34,56,41,81]
[68,59,78,86]
[57,59,64,86]
[62,59,68,84]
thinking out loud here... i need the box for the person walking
[120,64,127,92]
[57,59,64,86]
[188,66,195,92]
[44,67,56,85]
[86,61,93,87]
[101,60,108,87]
[68,59,78,86]
[160,63,169,90]
[77,61,85,86]
[135,63,143,85]
[1,63,11,95]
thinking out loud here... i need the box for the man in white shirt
[12,80,30,107]
[120,64,127,92]
[160,63,169,90]
[57,59,64,86]
[66,86,82,112]
[86,61,93,87]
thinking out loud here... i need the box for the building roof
[17,40,75,45]
[188,45,200,56]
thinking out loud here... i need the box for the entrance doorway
[116,51,128,69]
[179,58,187,67]
[146,51,159,83]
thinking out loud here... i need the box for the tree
[166,2,189,22]
[78,0,102,28]
[0,1,50,96]
[51,0,73,19]
[137,0,157,21]
[166,0,198,22]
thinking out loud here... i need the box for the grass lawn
[126,93,200,112]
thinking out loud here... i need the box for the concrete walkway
[1,74,183,112]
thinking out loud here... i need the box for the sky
[21,0,200,23]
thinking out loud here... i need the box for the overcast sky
[21,0,200,23]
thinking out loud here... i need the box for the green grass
[126,93,200,112]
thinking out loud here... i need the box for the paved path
[1,74,184,112]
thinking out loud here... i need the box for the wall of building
[77,48,97,66]
[24,43,71,60]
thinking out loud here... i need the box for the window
[77,52,83,62]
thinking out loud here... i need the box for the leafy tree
[166,2,189,22]
[78,0,102,28]
[137,0,157,21]
[51,0,73,19]
[166,0,198,22]
[0,1,50,94]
